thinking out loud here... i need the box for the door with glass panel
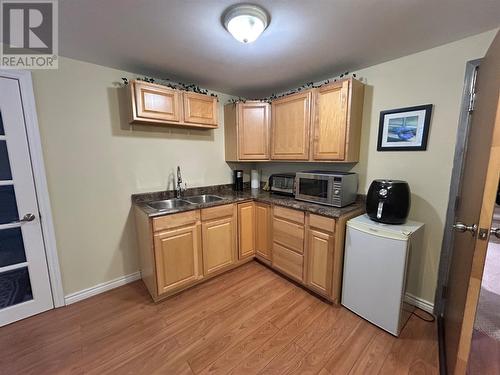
[0,76,53,326]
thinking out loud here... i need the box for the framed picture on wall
[377,104,433,151]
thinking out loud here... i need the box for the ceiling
[59,0,500,97]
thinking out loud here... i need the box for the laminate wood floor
[0,261,438,374]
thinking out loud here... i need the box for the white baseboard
[405,292,434,314]
[64,271,141,305]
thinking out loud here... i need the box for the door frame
[434,59,481,316]
[0,69,64,308]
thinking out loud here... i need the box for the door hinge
[468,66,478,113]
[468,92,476,113]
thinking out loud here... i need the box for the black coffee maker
[366,180,411,224]
[233,170,243,191]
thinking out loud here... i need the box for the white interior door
[0,76,53,326]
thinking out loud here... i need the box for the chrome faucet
[176,166,186,198]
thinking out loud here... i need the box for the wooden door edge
[455,99,500,373]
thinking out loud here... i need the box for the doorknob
[491,228,500,239]
[15,213,36,224]
[453,222,478,236]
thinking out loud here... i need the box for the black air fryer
[366,180,411,224]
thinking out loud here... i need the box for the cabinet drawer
[272,243,303,282]
[308,214,335,233]
[273,217,304,254]
[153,210,200,232]
[273,206,305,224]
[201,204,235,221]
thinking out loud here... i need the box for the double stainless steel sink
[147,194,224,211]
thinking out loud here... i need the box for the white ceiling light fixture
[222,3,270,44]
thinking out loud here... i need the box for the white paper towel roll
[251,169,260,189]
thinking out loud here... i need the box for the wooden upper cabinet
[153,221,203,295]
[238,102,270,160]
[313,81,349,160]
[271,91,312,160]
[133,80,181,122]
[224,102,270,161]
[238,202,255,259]
[255,203,272,261]
[128,80,218,129]
[183,92,218,126]
[312,78,365,162]
[223,78,364,162]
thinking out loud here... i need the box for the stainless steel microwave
[295,171,358,207]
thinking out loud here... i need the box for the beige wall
[259,29,497,304]
[32,59,236,295]
[32,30,496,301]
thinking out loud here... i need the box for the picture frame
[377,104,433,151]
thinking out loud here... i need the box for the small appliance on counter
[233,170,243,191]
[366,179,411,224]
[342,214,424,336]
[295,171,357,207]
[269,173,295,196]
[251,169,260,189]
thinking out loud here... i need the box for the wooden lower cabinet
[136,200,362,304]
[153,222,203,295]
[273,216,305,254]
[305,227,334,297]
[255,203,272,261]
[271,206,305,281]
[202,212,236,275]
[238,202,256,259]
[272,243,304,282]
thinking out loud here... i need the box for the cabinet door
[312,80,349,160]
[154,223,202,295]
[134,81,181,122]
[202,216,236,275]
[238,102,270,160]
[271,91,312,160]
[255,203,272,260]
[305,228,334,296]
[238,202,255,259]
[183,92,218,126]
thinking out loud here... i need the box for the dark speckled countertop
[132,184,365,219]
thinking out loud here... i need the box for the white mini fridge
[341,214,424,336]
